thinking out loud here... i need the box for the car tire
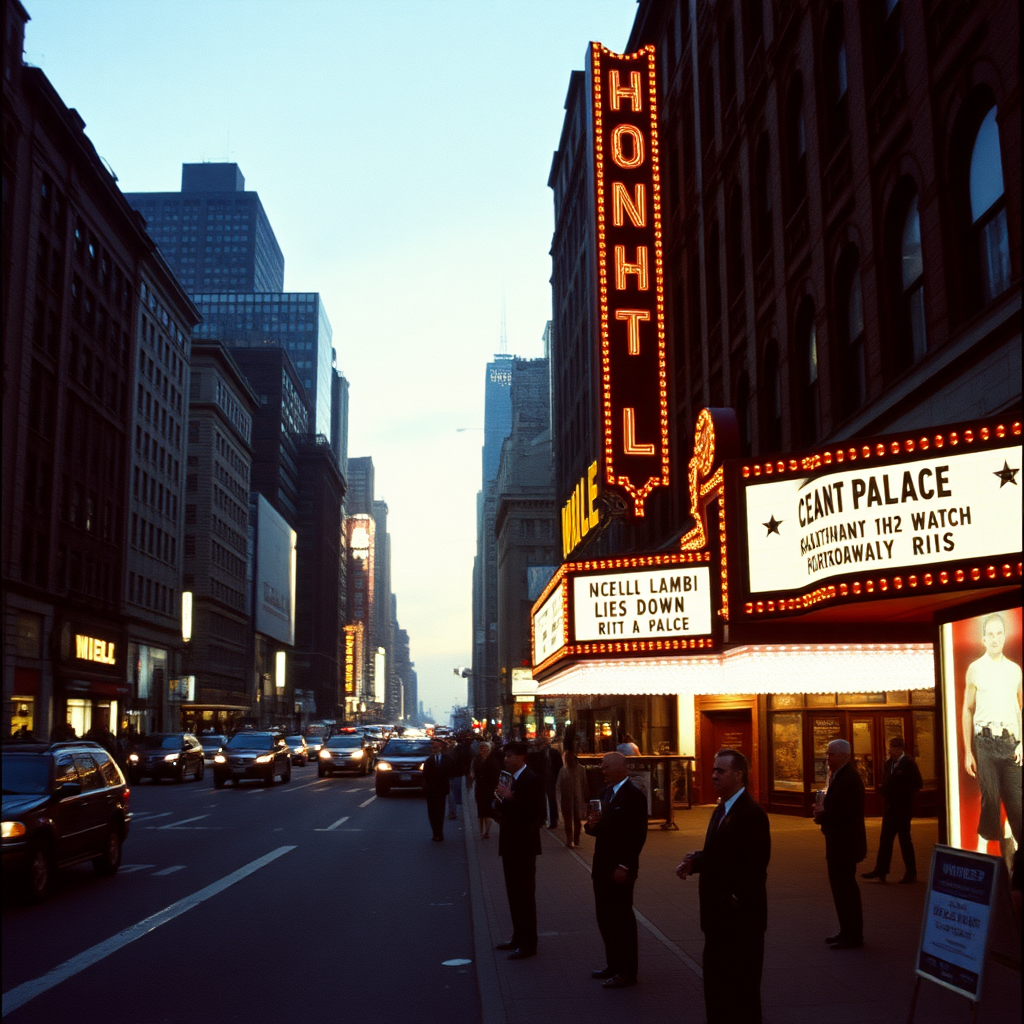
[25,839,53,903]
[214,774,226,789]
[92,825,123,877]
[263,770,274,786]
[375,782,389,798]
[129,770,140,785]
[318,765,326,778]
[196,761,205,781]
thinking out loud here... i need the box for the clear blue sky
[24,0,637,719]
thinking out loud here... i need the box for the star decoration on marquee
[993,461,1019,487]
[763,515,782,536]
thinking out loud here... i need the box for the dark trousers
[592,876,638,979]
[426,793,446,838]
[976,732,1022,843]
[827,856,863,941]
[545,783,558,827]
[874,806,915,877]
[703,927,764,1024]
[501,855,537,952]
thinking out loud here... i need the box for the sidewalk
[462,802,1021,1024]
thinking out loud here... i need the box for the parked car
[128,733,205,783]
[2,741,131,902]
[285,736,309,766]
[199,734,229,766]
[304,735,326,761]
[373,738,434,796]
[213,732,291,788]
[318,733,374,777]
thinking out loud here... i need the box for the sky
[23,0,638,720]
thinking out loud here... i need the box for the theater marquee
[589,42,669,518]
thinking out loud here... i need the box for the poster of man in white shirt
[942,608,1022,867]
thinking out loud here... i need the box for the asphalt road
[2,762,480,1023]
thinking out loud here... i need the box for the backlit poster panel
[254,494,297,646]
[939,606,1022,855]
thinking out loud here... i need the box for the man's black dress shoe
[494,941,517,951]
[507,948,536,960]
[602,975,637,988]
[899,875,917,884]
[830,938,864,950]
[432,835,443,842]
[861,871,885,881]
[825,933,843,944]
[591,967,614,979]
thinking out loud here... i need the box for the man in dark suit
[422,737,452,842]
[493,740,543,959]
[813,738,867,949]
[863,735,923,883]
[584,751,648,988]
[676,749,770,1023]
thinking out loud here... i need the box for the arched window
[900,194,927,363]
[755,136,773,263]
[837,248,866,416]
[728,187,745,304]
[707,219,722,325]
[786,78,807,213]
[825,8,849,151]
[970,107,1010,304]
[878,0,904,80]
[795,299,819,445]
[761,342,781,452]
[735,371,751,456]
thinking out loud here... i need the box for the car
[213,732,291,788]
[318,733,373,777]
[127,733,205,783]
[362,726,386,753]
[373,737,435,797]
[2,741,131,902]
[285,736,309,766]
[199,734,229,766]
[304,734,326,761]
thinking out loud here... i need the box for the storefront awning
[533,644,935,697]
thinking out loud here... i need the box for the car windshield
[226,734,274,750]
[381,740,432,756]
[327,736,361,749]
[1,757,50,795]
[200,738,224,749]
[305,737,321,744]
[286,737,303,746]
[139,736,182,750]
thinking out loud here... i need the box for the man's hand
[1015,743,1022,767]
[675,854,696,880]
[613,866,629,884]
[964,751,977,778]
[495,783,512,801]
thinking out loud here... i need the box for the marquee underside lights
[590,43,669,518]
[733,418,1023,618]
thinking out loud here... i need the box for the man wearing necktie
[584,751,649,988]
[676,749,771,1023]
[423,737,452,842]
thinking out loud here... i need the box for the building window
[900,193,927,365]
[707,219,722,325]
[795,299,819,445]
[760,342,782,452]
[785,77,807,215]
[754,136,773,264]
[969,107,1010,305]
[837,248,867,417]
[727,187,745,305]
[825,8,848,152]
[877,0,904,81]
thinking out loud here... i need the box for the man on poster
[962,613,1022,863]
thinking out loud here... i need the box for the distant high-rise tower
[125,163,285,293]
[483,354,513,482]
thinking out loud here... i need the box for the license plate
[400,773,412,781]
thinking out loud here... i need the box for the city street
[2,765,479,1023]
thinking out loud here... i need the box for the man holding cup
[584,751,649,988]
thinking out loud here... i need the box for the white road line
[158,814,208,829]
[118,864,156,874]
[152,866,185,876]
[131,812,171,821]
[315,816,350,832]
[358,795,376,808]
[1,845,296,1017]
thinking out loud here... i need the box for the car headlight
[376,761,392,771]
[418,762,426,771]
[2,821,27,839]
[319,748,331,759]
[350,749,365,759]
[214,754,226,763]
[164,753,179,762]
[128,753,139,763]
[255,754,273,764]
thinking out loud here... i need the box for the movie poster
[940,606,1022,854]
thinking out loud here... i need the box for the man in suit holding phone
[493,740,543,959]
[584,751,649,988]
[676,749,771,1024]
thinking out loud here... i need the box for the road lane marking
[152,866,185,876]
[358,795,376,808]
[315,816,350,831]
[118,864,156,874]
[1,845,296,1016]
[158,815,208,829]
[131,812,171,821]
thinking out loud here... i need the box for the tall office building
[125,163,285,294]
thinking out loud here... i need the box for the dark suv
[127,732,205,783]
[2,741,131,902]
[212,732,291,787]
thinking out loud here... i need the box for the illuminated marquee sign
[75,634,116,665]
[589,42,669,518]
[532,551,716,676]
[735,419,1022,616]
[561,460,601,558]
